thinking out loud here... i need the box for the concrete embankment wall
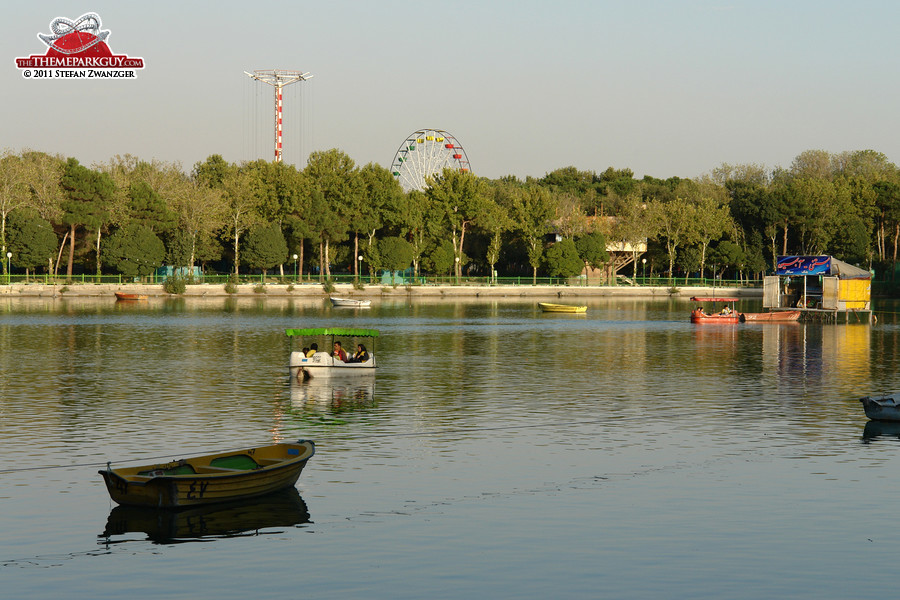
[0,282,763,299]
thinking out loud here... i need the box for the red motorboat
[690,297,740,324]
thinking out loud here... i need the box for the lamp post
[641,258,646,284]
[455,256,460,285]
[292,254,298,282]
[358,255,363,282]
[6,251,11,285]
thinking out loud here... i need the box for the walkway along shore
[0,282,763,299]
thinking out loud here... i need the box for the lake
[1,295,899,599]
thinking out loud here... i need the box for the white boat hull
[290,351,376,378]
[330,297,371,308]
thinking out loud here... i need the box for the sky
[3,0,899,181]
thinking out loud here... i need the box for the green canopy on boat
[285,328,379,338]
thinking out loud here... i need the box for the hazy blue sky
[3,1,899,180]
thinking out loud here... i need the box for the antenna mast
[243,69,313,162]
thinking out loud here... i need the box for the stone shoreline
[0,282,763,299]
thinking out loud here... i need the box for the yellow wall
[839,279,871,308]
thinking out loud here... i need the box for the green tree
[427,169,487,280]
[648,197,697,282]
[242,223,288,275]
[60,157,114,276]
[873,181,900,269]
[574,232,610,275]
[104,223,165,278]
[708,240,746,279]
[424,240,459,277]
[218,166,262,275]
[8,211,58,275]
[21,151,65,225]
[544,238,584,278]
[128,181,176,233]
[0,152,34,273]
[391,189,442,279]
[689,182,733,278]
[193,154,231,189]
[353,163,401,279]
[613,192,655,280]
[242,160,307,276]
[305,149,357,279]
[377,236,415,275]
[507,184,554,284]
[677,246,702,283]
[171,174,227,270]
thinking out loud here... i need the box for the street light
[6,251,11,285]
[455,256,460,285]
[641,258,646,283]
[358,255,363,282]
[292,254,298,282]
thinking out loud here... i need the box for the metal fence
[0,272,763,288]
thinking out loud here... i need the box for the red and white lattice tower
[243,69,313,162]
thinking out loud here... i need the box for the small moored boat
[330,297,371,308]
[860,393,900,422]
[115,292,148,301]
[539,302,587,314]
[99,440,315,508]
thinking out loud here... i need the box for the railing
[0,272,764,288]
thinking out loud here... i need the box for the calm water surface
[2,295,900,599]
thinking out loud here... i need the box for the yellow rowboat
[99,440,315,508]
[539,302,587,314]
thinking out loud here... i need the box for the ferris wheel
[390,129,471,192]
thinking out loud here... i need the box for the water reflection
[290,377,376,412]
[99,487,310,544]
[861,419,900,443]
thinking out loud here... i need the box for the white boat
[330,297,371,308]
[860,392,900,422]
[286,327,378,379]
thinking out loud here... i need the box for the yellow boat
[99,440,315,508]
[539,302,587,314]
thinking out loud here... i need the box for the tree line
[1,147,897,282]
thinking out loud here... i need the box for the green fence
[0,272,764,288]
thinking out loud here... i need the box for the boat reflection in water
[290,377,376,412]
[99,487,310,544]
[862,419,900,444]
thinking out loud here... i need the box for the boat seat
[193,466,247,473]
[210,454,260,470]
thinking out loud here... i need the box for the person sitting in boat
[349,343,369,363]
[333,341,348,362]
[695,306,707,316]
[720,305,732,315]
[306,343,318,358]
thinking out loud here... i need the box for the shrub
[254,283,267,294]
[164,275,186,295]
[225,274,238,294]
